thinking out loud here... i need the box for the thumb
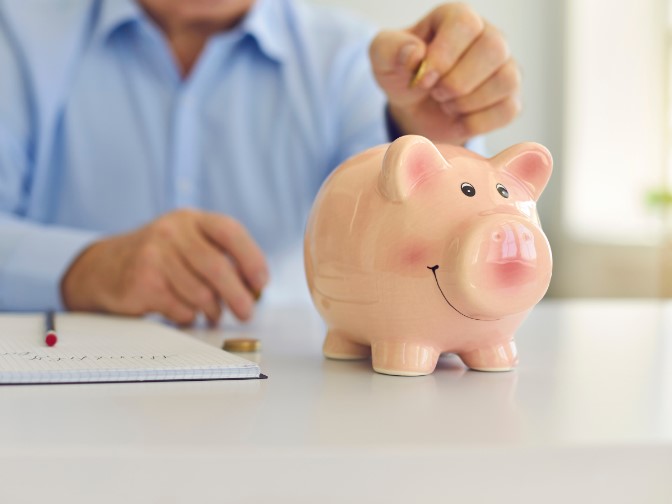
[369,29,425,79]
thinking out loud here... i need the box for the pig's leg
[323,329,371,360]
[371,341,440,376]
[458,341,518,372]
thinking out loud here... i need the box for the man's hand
[370,3,521,145]
[61,209,269,325]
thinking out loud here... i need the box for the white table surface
[1,299,671,503]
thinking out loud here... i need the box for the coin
[223,338,261,352]
[410,60,427,88]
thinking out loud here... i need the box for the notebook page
[0,313,261,383]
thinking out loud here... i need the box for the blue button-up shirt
[0,0,389,310]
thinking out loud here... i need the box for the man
[0,0,520,325]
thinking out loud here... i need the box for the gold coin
[410,60,427,88]
[223,338,261,352]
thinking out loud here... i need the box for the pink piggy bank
[304,135,553,376]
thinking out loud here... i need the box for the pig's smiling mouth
[427,265,498,322]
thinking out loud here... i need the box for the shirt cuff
[385,105,405,142]
[0,226,99,311]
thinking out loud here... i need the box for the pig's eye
[461,182,476,197]
[496,183,509,198]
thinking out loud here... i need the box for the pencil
[45,311,58,347]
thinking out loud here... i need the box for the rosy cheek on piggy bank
[395,242,432,270]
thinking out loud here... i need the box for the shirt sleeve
[0,213,99,312]
[326,32,389,168]
[0,12,99,312]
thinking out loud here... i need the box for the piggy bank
[304,135,553,376]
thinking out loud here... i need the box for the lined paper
[0,313,261,383]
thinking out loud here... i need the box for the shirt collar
[93,0,143,44]
[239,0,290,63]
[92,0,290,63]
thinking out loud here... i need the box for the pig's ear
[378,135,449,202]
[494,142,553,201]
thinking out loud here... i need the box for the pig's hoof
[459,341,518,372]
[371,341,439,376]
[323,330,371,360]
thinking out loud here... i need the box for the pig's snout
[455,216,552,318]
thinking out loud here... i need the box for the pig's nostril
[492,232,503,242]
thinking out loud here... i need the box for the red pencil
[45,311,58,347]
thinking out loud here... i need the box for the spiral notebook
[0,313,263,384]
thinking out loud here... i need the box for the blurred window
[564,0,668,244]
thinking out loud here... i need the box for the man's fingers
[128,240,200,325]
[202,253,255,321]
[456,95,522,138]
[439,59,520,114]
[155,210,264,321]
[370,30,428,106]
[430,21,510,102]
[151,281,197,326]
[410,3,485,89]
[177,227,255,321]
[163,251,222,325]
[198,213,269,294]
[158,295,197,326]
[370,30,425,76]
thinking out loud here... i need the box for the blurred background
[311,0,670,298]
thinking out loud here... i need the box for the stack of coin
[223,338,261,353]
